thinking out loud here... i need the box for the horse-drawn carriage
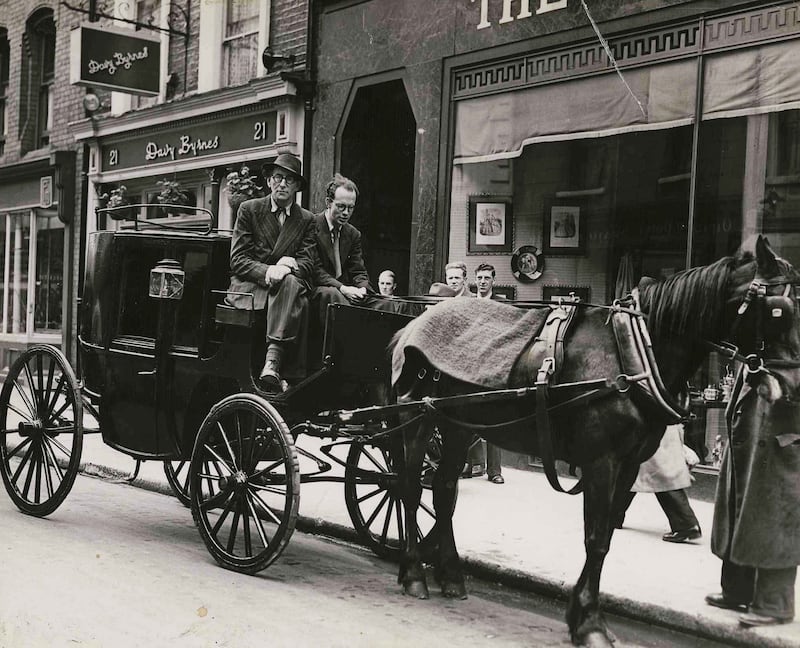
[0,205,438,573]
[3,203,799,646]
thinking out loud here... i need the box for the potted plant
[156,178,191,215]
[97,185,135,220]
[225,165,265,214]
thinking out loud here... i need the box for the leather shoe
[705,593,747,612]
[489,474,505,484]
[258,369,282,393]
[739,611,792,627]
[662,526,701,543]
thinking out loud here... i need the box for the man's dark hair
[475,263,496,277]
[325,173,359,201]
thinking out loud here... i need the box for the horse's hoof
[441,581,468,599]
[579,631,614,648]
[403,581,429,599]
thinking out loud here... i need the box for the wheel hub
[18,420,42,437]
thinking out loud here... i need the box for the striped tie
[276,208,286,227]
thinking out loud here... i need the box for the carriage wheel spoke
[355,485,386,505]
[47,435,73,460]
[44,374,67,419]
[394,496,406,546]
[210,491,235,533]
[22,361,40,413]
[199,486,230,511]
[5,400,33,421]
[378,495,395,547]
[250,459,284,481]
[41,436,65,483]
[42,356,56,411]
[249,482,287,497]
[245,491,270,550]
[12,381,37,420]
[46,398,73,428]
[250,489,282,526]
[242,500,253,556]
[12,442,36,484]
[5,436,33,460]
[359,446,390,473]
[225,505,241,553]
[363,490,391,529]
[202,443,234,475]
[40,442,56,499]
[21,444,38,500]
[217,421,239,471]
[33,443,43,503]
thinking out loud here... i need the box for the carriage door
[101,240,174,456]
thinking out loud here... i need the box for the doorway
[340,79,416,295]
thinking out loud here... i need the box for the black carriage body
[79,229,238,459]
[79,227,414,460]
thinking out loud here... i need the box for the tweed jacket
[227,197,316,310]
[312,213,370,290]
[711,374,800,568]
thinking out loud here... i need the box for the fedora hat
[264,153,306,188]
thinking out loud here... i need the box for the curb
[78,462,794,648]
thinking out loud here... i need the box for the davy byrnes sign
[70,23,160,96]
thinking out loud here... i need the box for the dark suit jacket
[312,213,370,290]
[227,197,316,309]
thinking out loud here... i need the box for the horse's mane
[638,251,744,344]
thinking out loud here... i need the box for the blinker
[149,258,185,300]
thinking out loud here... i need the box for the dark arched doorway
[340,79,416,295]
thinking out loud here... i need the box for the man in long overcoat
[708,372,800,626]
[227,153,316,392]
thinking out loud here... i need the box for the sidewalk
[77,434,800,648]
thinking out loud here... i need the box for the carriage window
[173,249,208,349]
[117,247,163,340]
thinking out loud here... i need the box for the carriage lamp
[149,259,185,300]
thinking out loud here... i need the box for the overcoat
[711,374,800,568]
[312,213,370,290]
[226,197,316,310]
[631,424,692,492]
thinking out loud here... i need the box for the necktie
[332,227,342,278]
[276,208,286,227]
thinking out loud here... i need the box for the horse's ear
[756,235,780,276]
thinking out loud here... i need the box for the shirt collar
[270,197,293,214]
[324,212,340,233]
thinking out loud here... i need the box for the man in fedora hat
[227,152,316,392]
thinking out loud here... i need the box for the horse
[389,235,800,646]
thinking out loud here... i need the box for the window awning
[453,59,697,164]
[702,40,800,121]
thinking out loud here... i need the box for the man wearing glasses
[227,153,316,392]
[311,173,400,328]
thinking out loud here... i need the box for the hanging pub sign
[70,22,160,96]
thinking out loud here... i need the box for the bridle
[706,273,800,381]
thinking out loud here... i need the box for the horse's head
[725,235,800,402]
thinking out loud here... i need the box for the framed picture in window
[468,195,513,254]
[542,285,591,303]
[543,198,586,255]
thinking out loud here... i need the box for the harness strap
[535,378,583,495]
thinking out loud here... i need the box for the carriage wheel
[344,431,448,559]
[0,345,83,517]
[190,394,299,574]
[163,460,191,507]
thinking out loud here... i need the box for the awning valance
[453,59,697,164]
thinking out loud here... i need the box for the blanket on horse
[391,298,549,392]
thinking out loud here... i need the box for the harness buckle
[536,357,556,384]
[744,353,765,375]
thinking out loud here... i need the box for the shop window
[222,0,259,87]
[0,29,9,156]
[19,9,55,152]
[5,213,31,335]
[33,214,63,332]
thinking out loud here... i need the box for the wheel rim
[0,346,82,516]
[345,440,439,559]
[163,460,191,507]
[190,395,299,573]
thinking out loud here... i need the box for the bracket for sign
[61,1,190,40]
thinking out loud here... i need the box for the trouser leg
[465,436,485,476]
[655,489,700,531]
[266,274,307,342]
[486,442,502,477]
[721,559,756,605]
[751,566,796,620]
[310,286,347,334]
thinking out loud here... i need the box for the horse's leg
[566,454,623,647]
[430,421,471,599]
[398,416,434,599]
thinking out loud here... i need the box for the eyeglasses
[271,173,298,186]
[333,202,355,213]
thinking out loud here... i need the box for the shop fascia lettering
[145,134,221,161]
[87,46,149,76]
[471,0,567,29]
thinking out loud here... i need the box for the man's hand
[276,256,299,271]
[266,264,292,286]
[339,285,367,303]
